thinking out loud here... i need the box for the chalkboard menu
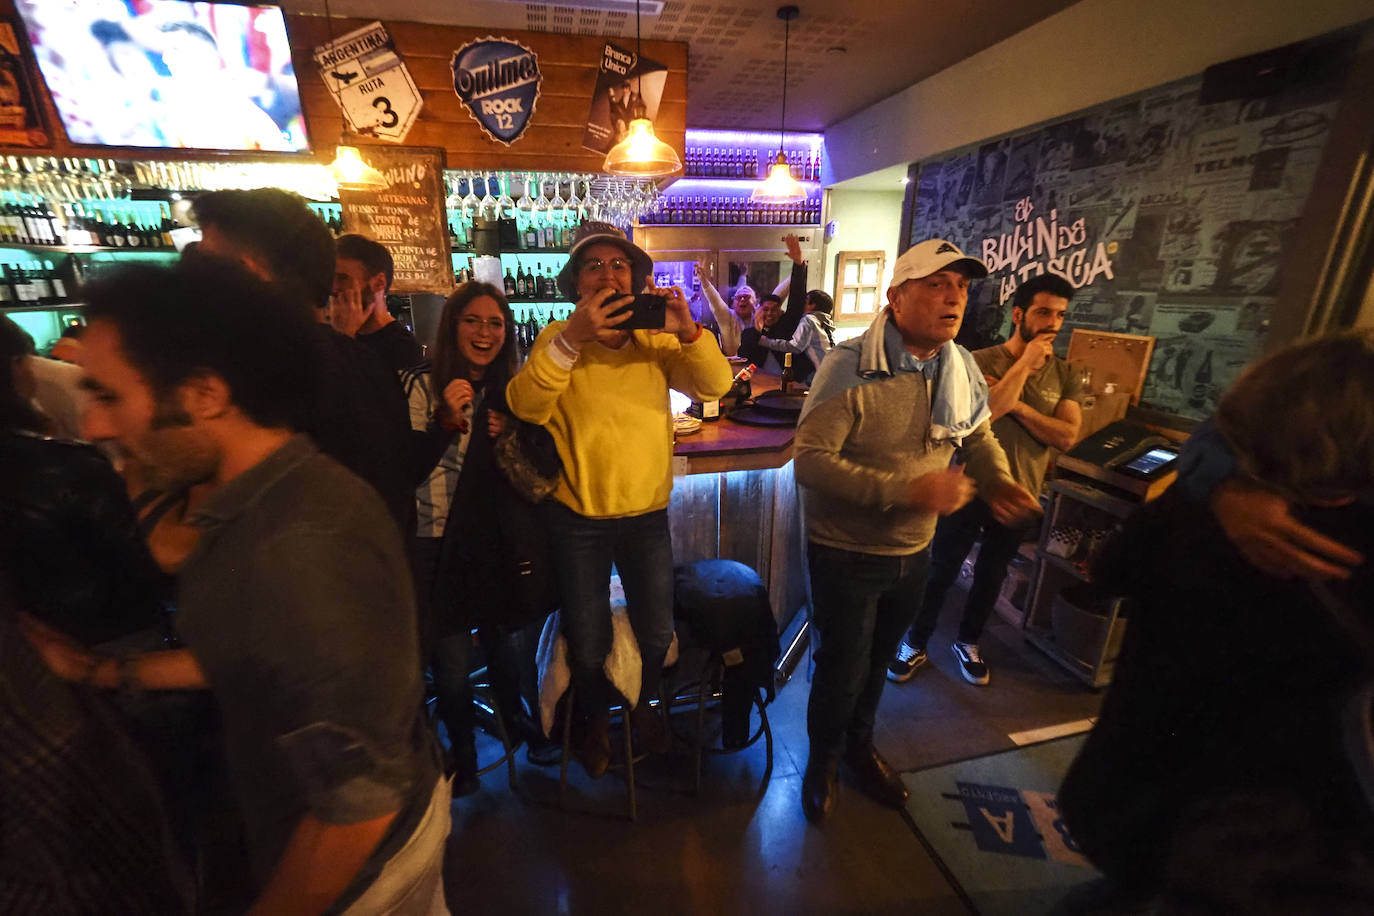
[339,146,451,294]
[904,35,1354,421]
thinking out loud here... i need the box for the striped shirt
[403,366,479,538]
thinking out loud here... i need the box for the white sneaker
[952,642,990,686]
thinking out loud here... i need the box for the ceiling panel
[281,0,1083,130]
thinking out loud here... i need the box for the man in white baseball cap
[791,238,1039,825]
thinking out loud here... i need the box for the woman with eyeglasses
[406,282,562,795]
[507,222,733,779]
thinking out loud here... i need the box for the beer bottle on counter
[780,352,795,394]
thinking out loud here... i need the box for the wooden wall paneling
[286,14,687,171]
[766,462,808,633]
[718,468,774,582]
[667,471,721,565]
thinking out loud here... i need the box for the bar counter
[667,374,807,633]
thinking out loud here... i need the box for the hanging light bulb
[605,118,682,176]
[329,142,387,190]
[753,150,808,205]
[751,6,807,205]
[318,0,386,191]
[603,0,681,177]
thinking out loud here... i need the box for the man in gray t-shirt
[889,273,1083,687]
[24,259,447,915]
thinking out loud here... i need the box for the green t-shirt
[974,344,1084,496]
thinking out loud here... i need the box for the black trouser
[806,542,931,766]
[904,500,1028,649]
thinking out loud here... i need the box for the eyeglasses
[459,316,505,332]
[579,257,631,274]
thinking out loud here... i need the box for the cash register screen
[1121,447,1178,476]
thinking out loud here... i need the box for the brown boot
[579,711,611,779]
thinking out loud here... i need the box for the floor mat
[901,733,1097,916]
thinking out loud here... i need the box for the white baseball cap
[888,239,989,292]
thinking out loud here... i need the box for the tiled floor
[442,597,1103,914]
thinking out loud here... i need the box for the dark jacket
[1058,490,1374,891]
[412,381,560,637]
[303,325,415,536]
[0,431,164,644]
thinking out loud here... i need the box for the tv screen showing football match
[18,0,308,151]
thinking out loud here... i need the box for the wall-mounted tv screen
[18,1,307,152]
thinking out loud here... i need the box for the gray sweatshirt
[794,320,1014,556]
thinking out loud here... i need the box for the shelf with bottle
[0,258,75,309]
[641,193,822,227]
[510,301,575,355]
[683,146,824,181]
[0,194,181,251]
[683,129,825,182]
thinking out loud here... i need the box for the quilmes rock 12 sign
[451,37,542,146]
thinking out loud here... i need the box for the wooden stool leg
[489,699,517,791]
[558,685,574,810]
[623,705,637,823]
[693,657,712,796]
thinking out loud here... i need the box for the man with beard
[22,259,447,914]
[889,272,1082,687]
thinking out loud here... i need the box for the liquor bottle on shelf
[159,204,175,248]
[45,260,66,302]
[780,352,795,394]
[543,265,556,298]
[503,265,517,298]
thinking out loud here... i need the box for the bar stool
[682,654,773,796]
[470,664,518,791]
[671,559,779,796]
[556,685,641,821]
[425,628,518,792]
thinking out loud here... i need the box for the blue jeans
[806,542,931,765]
[904,499,1030,648]
[546,503,675,707]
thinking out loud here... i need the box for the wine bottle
[503,265,517,298]
[780,352,795,394]
[45,260,66,302]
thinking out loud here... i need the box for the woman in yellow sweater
[507,222,732,777]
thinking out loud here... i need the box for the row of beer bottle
[643,195,821,226]
[684,147,821,181]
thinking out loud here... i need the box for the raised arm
[694,261,740,356]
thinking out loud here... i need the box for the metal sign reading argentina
[451,37,542,146]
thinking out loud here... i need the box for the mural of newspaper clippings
[314,22,422,143]
[904,35,1354,421]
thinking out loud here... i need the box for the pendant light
[751,5,808,205]
[603,0,682,177]
[321,0,386,190]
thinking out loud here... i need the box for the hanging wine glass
[533,174,551,215]
[496,173,516,220]
[478,173,499,220]
[459,170,480,220]
[565,174,582,226]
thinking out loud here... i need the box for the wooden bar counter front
[668,374,807,635]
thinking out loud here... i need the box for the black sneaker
[887,642,928,683]
[951,641,990,686]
